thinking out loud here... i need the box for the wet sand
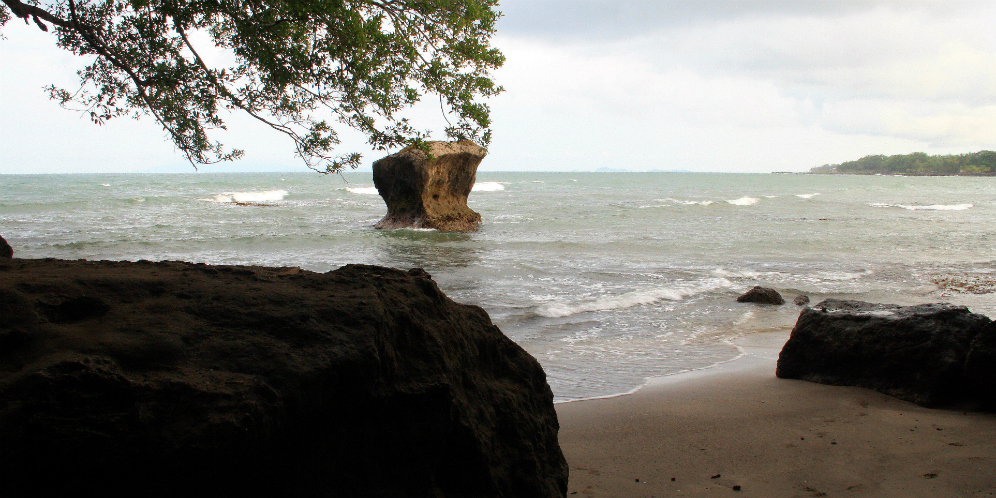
[555,331,996,497]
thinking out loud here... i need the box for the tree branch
[2,0,75,30]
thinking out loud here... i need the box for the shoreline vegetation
[810,150,996,176]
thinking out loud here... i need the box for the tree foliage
[1,0,504,172]
[810,151,996,176]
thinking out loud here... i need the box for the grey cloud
[496,0,979,42]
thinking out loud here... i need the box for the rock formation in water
[777,299,993,408]
[736,286,785,305]
[373,141,485,232]
[0,235,11,258]
[0,258,568,498]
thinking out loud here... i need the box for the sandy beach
[556,331,996,497]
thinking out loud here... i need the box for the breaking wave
[472,182,505,192]
[871,203,973,211]
[210,190,288,204]
[345,187,379,195]
[535,278,733,318]
[727,196,760,206]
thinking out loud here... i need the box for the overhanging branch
[2,0,75,30]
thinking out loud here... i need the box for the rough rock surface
[793,295,810,306]
[0,234,11,258]
[965,321,996,410]
[0,258,568,498]
[373,141,485,232]
[736,286,785,305]
[777,299,992,407]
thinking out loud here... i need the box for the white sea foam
[536,278,733,318]
[796,193,820,199]
[733,310,756,327]
[871,202,973,211]
[814,269,872,281]
[712,268,773,279]
[473,182,505,191]
[660,198,714,206]
[727,196,759,206]
[345,186,379,195]
[211,190,288,204]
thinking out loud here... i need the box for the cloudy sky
[2,0,995,174]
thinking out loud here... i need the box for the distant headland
[810,150,996,176]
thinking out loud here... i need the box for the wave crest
[871,203,973,211]
[727,196,759,206]
[536,278,733,318]
[211,190,288,204]
[345,186,379,195]
[473,182,505,192]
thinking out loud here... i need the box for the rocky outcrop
[793,295,810,306]
[0,234,11,258]
[776,299,992,408]
[736,286,785,305]
[0,259,568,498]
[373,141,485,232]
[965,321,996,410]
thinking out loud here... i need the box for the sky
[1,0,995,174]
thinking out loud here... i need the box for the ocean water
[2,171,995,401]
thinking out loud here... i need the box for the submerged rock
[373,141,485,232]
[776,299,992,407]
[0,259,568,498]
[736,286,785,305]
[793,295,810,306]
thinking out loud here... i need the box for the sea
[2,171,995,402]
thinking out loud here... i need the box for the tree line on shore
[810,150,996,176]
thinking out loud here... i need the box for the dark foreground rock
[0,234,11,258]
[373,141,485,232]
[777,299,993,408]
[0,259,568,498]
[737,286,785,305]
[965,321,996,410]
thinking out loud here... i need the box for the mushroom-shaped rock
[373,141,485,232]
[736,286,785,305]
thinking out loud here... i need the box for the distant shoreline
[809,172,996,177]
[810,150,996,176]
